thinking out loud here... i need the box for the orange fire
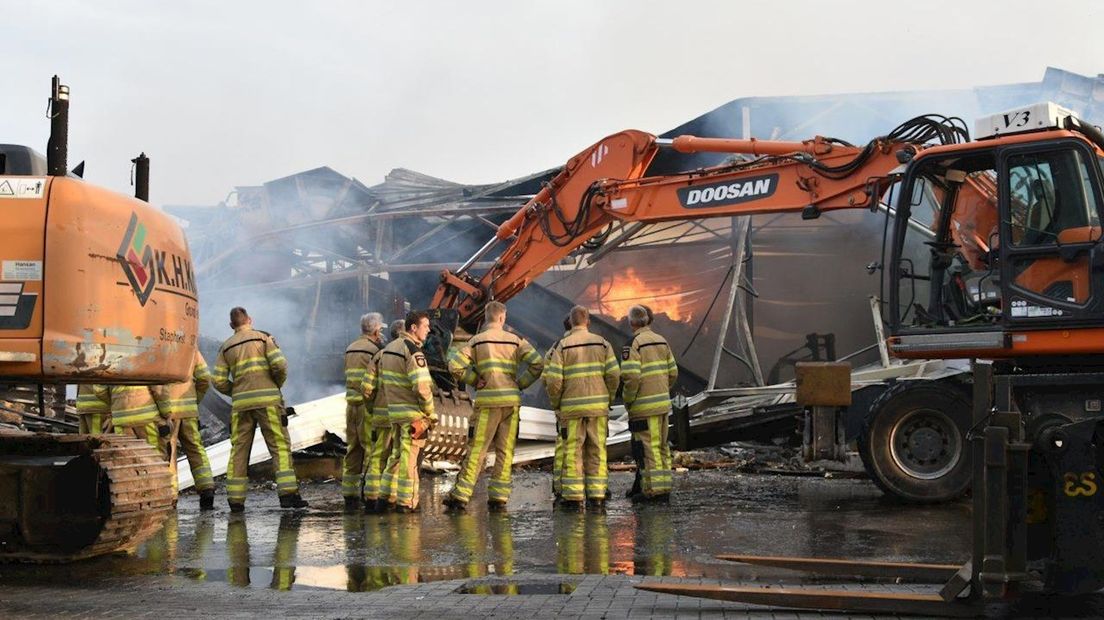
[589,267,692,322]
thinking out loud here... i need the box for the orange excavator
[0,77,197,561]
[427,102,1104,614]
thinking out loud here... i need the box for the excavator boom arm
[433,127,924,332]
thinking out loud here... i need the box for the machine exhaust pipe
[132,152,150,202]
[46,75,69,177]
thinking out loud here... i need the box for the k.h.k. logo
[116,212,156,306]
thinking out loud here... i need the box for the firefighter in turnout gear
[212,306,308,512]
[76,384,112,434]
[362,319,405,511]
[108,384,171,455]
[379,311,436,513]
[152,350,217,509]
[543,306,620,511]
[341,312,385,511]
[443,301,544,512]
[622,304,678,502]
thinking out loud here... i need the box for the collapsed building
[168,67,1104,411]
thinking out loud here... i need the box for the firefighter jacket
[543,326,620,419]
[448,325,544,408]
[76,384,111,416]
[105,385,168,428]
[361,349,390,427]
[344,335,382,405]
[620,326,678,419]
[378,333,436,425]
[151,351,211,420]
[212,326,288,413]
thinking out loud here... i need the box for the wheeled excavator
[0,77,197,562]
[425,102,1104,614]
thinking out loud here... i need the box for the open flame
[589,267,693,322]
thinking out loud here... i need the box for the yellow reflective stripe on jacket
[345,337,381,404]
[76,386,111,415]
[380,336,435,424]
[622,327,678,418]
[543,327,619,418]
[517,347,544,389]
[451,327,543,409]
[216,327,286,411]
[109,386,164,427]
[232,387,283,411]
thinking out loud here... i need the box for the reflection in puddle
[176,565,484,592]
[3,472,969,595]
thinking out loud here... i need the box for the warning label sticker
[2,260,43,281]
[0,177,46,199]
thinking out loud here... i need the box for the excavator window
[1004,147,1101,309]
[895,151,1000,329]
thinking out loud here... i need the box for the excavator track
[0,431,174,563]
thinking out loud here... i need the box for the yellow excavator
[0,77,197,562]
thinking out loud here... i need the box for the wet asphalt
[0,470,973,592]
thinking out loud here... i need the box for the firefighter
[378,310,436,513]
[622,305,678,502]
[76,384,112,434]
[550,315,571,502]
[108,384,171,456]
[212,306,308,512]
[543,306,620,511]
[363,319,404,512]
[152,350,217,509]
[442,301,544,512]
[341,312,385,511]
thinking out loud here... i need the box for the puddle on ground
[0,471,971,594]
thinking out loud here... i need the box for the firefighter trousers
[341,403,367,499]
[381,421,425,509]
[560,416,608,501]
[79,413,112,435]
[630,413,673,497]
[363,422,393,502]
[448,406,519,503]
[176,417,214,492]
[552,416,565,497]
[227,406,299,504]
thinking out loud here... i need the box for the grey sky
[4,0,1102,207]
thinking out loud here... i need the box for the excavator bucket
[423,308,460,391]
[0,430,174,562]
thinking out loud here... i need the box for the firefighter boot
[199,490,215,511]
[279,493,310,509]
[559,500,584,512]
[443,495,468,512]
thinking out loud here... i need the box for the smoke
[184,69,1104,397]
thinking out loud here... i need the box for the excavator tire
[858,381,972,503]
[0,430,174,563]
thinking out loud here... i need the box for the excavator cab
[888,104,1104,360]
